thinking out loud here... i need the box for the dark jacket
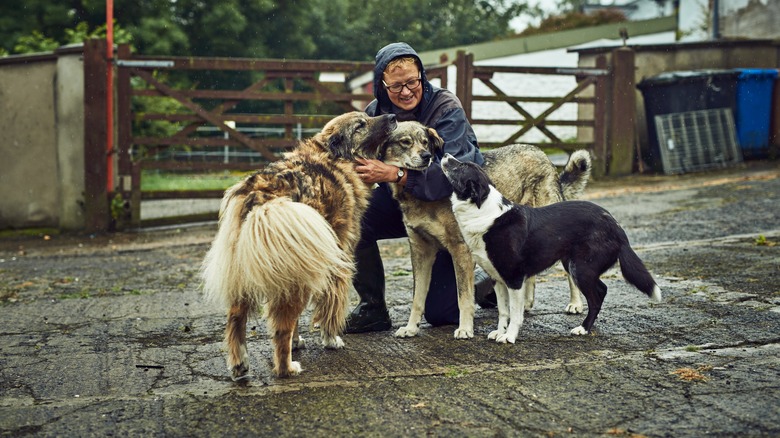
[365,42,484,201]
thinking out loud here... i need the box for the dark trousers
[356,184,460,326]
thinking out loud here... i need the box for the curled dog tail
[560,149,592,200]
[618,244,662,303]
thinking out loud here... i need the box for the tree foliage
[519,9,627,37]
[0,0,528,61]
[309,0,527,60]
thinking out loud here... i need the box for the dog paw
[488,327,507,340]
[275,361,303,378]
[565,303,584,314]
[453,328,473,339]
[570,326,588,336]
[293,336,306,351]
[231,362,249,381]
[496,333,516,344]
[395,326,419,338]
[323,335,345,349]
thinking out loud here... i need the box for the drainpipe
[712,0,720,40]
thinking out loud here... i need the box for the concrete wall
[574,40,780,168]
[56,50,86,230]
[0,46,85,230]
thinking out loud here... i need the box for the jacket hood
[373,42,431,115]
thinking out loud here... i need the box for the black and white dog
[441,154,662,343]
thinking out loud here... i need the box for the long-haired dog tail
[201,196,353,320]
[560,149,592,200]
[618,244,662,303]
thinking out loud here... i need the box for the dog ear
[328,132,353,160]
[466,179,484,208]
[468,170,491,209]
[426,127,444,152]
[360,136,384,160]
[477,180,491,208]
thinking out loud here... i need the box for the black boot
[346,244,392,333]
[474,266,497,309]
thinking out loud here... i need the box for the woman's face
[383,62,422,112]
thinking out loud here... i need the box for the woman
[346,42,492,333]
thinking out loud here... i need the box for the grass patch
[754,234,777,247]
[141,170,252,192]
[687,285,709,296]
[540,147,568,156]
[60,290,91,300]
[444,366,469,378]
[389,269,410,277]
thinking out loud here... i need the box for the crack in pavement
[635,229,780,252]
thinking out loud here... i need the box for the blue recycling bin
[734,68,778,158]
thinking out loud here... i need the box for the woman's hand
[355,158,404,184]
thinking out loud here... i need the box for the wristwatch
[395,167,405,183]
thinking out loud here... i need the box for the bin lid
[637,69,740,89]
[735,68,779,80]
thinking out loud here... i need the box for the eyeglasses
[382,77,422,94]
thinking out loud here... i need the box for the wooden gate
[452,49,636,176]
[114,44,375,227]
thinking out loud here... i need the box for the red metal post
[106,0,114,192]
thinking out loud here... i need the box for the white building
[580,0,780,41]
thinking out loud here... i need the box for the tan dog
[381,121,591,339]
[201,112,397,379]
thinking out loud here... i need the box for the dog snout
[383,114,398,131]
[421,150,432,162]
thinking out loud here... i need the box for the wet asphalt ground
[1,160,779,437]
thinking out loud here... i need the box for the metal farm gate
[81,41,634,230]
